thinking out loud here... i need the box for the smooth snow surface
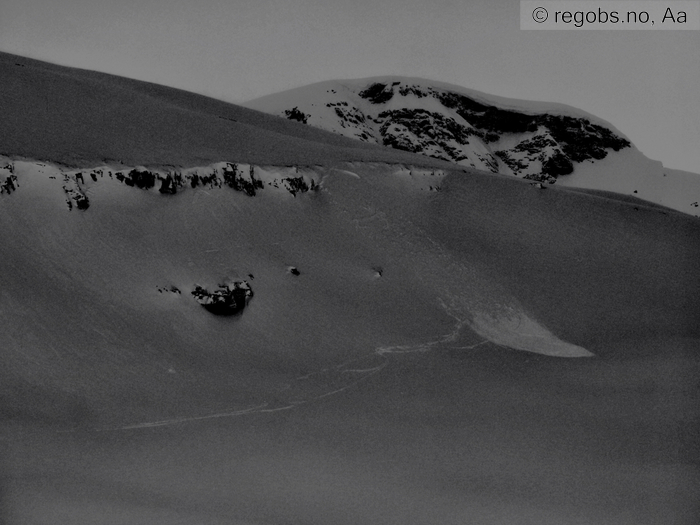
[0,52,455,170]
[556,147,700,217]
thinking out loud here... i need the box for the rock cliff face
[246,78,631,183]
[1,162,18,194]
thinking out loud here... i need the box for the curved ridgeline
[0,52,456,170]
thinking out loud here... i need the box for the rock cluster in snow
[157,285,181,295]
[284,107,309,124]
[191,280,253,316]
[50,162,320,212]
[0,162,18,195]
[1,174,18,195]
[62,172,89,210]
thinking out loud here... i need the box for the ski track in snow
[15,159,590,433]
[0,160,593,434]
[62,307,490,433]
[48,170,591,433]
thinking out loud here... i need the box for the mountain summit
[246,77,700,215]
[247,77,630,179]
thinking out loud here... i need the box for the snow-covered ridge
[245,77,631,180]
[0,160,320,210]
[2,156,602,360]
[245,77,700,216]
[0,52,458,172]
[3,155,698,217]
[0,158,450,211]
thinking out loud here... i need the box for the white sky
[1,0,698,172]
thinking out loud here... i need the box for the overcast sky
[1,0,698,172]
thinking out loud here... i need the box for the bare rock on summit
[251,78,631,180]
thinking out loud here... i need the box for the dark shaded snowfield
[0,53,454,170]
[1,52,699,524]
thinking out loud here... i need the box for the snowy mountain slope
[246,77,700,216]
[0,52,453,170]
[245,77,631,174]
[2,156,699,524]
[1,54,700,525]
[555,147,700,216]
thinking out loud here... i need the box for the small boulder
[191,281,253,315]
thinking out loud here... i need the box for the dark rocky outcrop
[541,151,574,177]
[63,187,89,210]
[0,174,18,195]
[377,108,479,160]
[358,83,394,104]
[158,174,177,194]
[222,163,263,196]
[191,281,253,315]
[61,173,89,210]
[523,172,557,185]
[128,169,157,190]
[316,81,632,180]
[436,90,630,163]
[282,176,317,196]
[284,107,309,124]
[157,285,181,294]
